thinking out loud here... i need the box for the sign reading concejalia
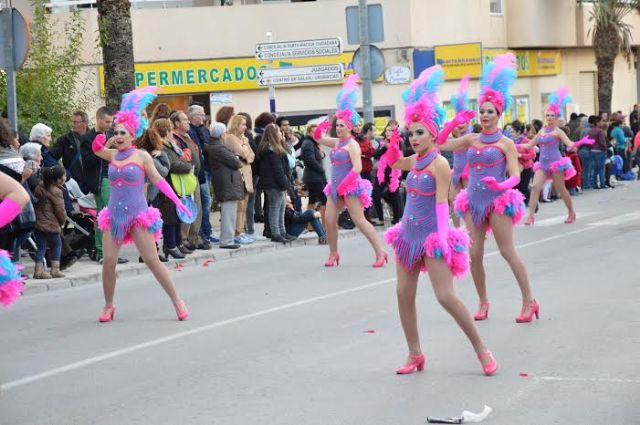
[257,64,344,86]
[255,38,343,61]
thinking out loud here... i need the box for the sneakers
[206,235,220,244]
[245,233,257,243]
[234,234,254,245]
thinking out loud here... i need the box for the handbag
[170,172,197,197]
[175,174,198,224]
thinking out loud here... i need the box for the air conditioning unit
[396,49,409,63]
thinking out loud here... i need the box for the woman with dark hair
[215,106,235,126]
[257,123,293,243]
[253,112,277,229]
[511,120,536,206]
[300,123,327,226]
[33,165,67,279]
[149,103,172,126]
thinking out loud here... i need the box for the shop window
[489,0,503,15]
[504,96,530,124]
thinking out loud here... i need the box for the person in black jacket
[51,111,89,185]
[256,123,294,243]
[204,122,243,249]
[300,123,327,227]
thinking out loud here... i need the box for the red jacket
[358,137,376,173]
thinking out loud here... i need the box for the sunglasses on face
[409,128,426,138]
[114,130,129,137]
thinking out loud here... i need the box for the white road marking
[0,214,623,392]
[530,212,596,227]
[534,376,640,384]
[587,211,640,226]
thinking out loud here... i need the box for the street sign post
[0,8,30,132]
[257,64,344,86]
[255,38,342,61]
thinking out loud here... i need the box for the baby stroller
[63,178,97,263]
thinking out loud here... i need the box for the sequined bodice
[401,151,438,239]
[467,145,506,185]
[329,139,353,187]
[107,162,148,218]
[537,129,562,167]
[453,149,468,175]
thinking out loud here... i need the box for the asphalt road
[1,183,639,425]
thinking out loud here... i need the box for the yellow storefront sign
[434,43,483,80]
[483,49,561,76]
[98,53,358,95]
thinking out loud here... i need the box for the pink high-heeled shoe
[174,300,189,321]
[564,212,576,224]
[474,301,490,321]
[324,252,340,267]
[372,252,388,268]
[98,305,115,322]
[524,215,535,226]
[515,300,540,323]
[478,350,498,376]
[396,353,426,375]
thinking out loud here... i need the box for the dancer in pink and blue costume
[0,170,30,306]
[314,75,387,268]
[93,87,190,322]
[438,53,539,324]
[381,65,497,376]
[449,76,472,228]
[521,87,594,225]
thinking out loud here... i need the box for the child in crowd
[33,165,67,279]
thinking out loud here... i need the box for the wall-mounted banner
[98,53,357,95]
[484,49,561,76]
[434,43,483,80]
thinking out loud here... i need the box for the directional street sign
[255,37,342,61]
[257,64,344,86]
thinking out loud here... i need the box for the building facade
[13,0,640,126]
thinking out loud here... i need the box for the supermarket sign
[98,53,356,95]
[483,48,561,76]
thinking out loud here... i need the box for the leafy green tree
[0,0,93,138]
[588,0,640,115]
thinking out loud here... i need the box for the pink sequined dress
[533,127,576,180]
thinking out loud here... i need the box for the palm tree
[587,0,639,115]
[96,0,136,111]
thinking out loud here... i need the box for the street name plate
[256,38,342,61]
[257,64,344,86]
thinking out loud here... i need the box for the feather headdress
[402,65,446,136]
[114,86,159,138]
[546,87,572,118]
[334,74,361,129]
[451,75,471,114]
[478,53,517,115]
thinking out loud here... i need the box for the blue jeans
[578,148,593,189]
[266,189,286,237]
[246,175,259,235]
[34,230,62,263]
[590,151,606,189]
[11,230,32,262]
[199,177,213,239]
[288,210,326,237]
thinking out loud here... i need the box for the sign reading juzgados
[97,53,356,95]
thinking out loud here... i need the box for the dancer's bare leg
[551,171,575,215]
[449,183,461,228]
[130,228,181,304]
[526,170,547,220]
[324,197,340,256]
[396,261,422,357]
[345,196,384,257]
[464,213,489,302]
[488,212,533,305]
[425,257,488,356]
[101,231,122,306]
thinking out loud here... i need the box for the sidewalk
[20,220,357,296]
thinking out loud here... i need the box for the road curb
[22,229,358,297]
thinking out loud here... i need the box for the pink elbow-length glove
[0,198,23,228]
[336,170,359,196]
[313,120,332,141]
[92,134,107,153]
[156,179,191,217]
[572,136,596,150]
[481,175,520,191]
[435,201,451,262]
[437,110,475,145]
